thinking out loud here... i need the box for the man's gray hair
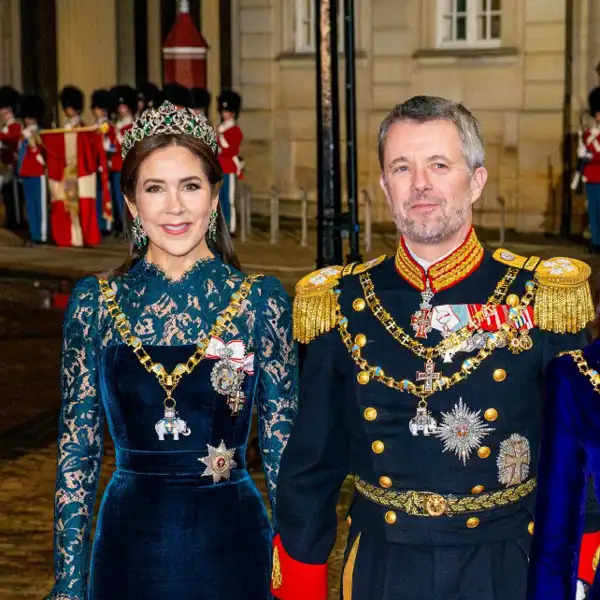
[378,96,485,173]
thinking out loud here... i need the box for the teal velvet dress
[48,256,298,600]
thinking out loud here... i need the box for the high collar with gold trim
[394,228,484,293]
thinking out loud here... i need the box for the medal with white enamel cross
[199,440,237,483]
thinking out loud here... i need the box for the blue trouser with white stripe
[22,175,47,242]
[219,173,237,234]
[96,173,112,233]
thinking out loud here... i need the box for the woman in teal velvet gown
[48,101,298,599]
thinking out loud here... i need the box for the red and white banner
[41,130,103,247]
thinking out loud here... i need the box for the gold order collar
[395,228,485,292]
[559,350,600,393]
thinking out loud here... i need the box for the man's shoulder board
[492,248,541,271]
[293,255,386,344]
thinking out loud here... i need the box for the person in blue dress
[528,336,600,600]
[47,100,298,600]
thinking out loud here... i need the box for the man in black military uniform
[272,96,599,600]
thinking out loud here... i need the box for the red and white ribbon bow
[206,337,255,374]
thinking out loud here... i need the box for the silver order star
[199,440,237,483]
[434,398,495,465]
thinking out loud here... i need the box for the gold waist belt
[354,477,537,517]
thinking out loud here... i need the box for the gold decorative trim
[272,546,282,590]
[593,544,600,572]
[293,256,386,344]
[534,257,593,333]
[395,228,484,292]
[524,256,541,271]
[492,248,527,269]
[354,477,537,517]
[560,350,600,393]
[342,533,361,600]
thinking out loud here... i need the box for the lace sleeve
[255,277,299,526]
[49,277,104,600]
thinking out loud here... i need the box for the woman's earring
[208,210,218,243]
[131,215,148,249]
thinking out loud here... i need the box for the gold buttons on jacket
[357,371,370,385]
[379,476,393,488]
[506,294,520,307]
[353,298,366,312]
[493,369,507,382]
[364,407,378,421]
[471,485,485,495]
[528,521,535,535]
[355,334,367,348]
[484,408,498,422]
[385,511,397,524]
[466,517,480,529]
[478,446,491,459]
[372,440,385,454]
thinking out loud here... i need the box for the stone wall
[236,0,600,233]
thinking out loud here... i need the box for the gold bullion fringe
[534,280,594,334]
[293,288,340,344]
[271,546,282,590]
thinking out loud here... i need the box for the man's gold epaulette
[493,248,594,334]
[293,255,386,344]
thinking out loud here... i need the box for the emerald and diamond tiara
[121,101,218,158]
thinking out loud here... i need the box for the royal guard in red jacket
[59,85,85,129]
[217,91,244,234]
[110,85,137,232]
[91,89,116,234]
[0,85,23,229]
[579,87,600,253]
[17,94,47,245]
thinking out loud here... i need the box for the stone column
[147,0,162,84]
[116,0,136,86]
[55,0,117,121]
[202,0,220,123]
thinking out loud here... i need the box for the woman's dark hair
[108,133,241,276]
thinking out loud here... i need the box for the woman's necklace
[98,275,258,441]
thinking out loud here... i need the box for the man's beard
[393,196,470,245]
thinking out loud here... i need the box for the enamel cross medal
[411,281,434,339]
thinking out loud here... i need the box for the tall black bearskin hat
[137,81,163,110]
[91,88,113,112]
[589,87,600,116]
[111,85,138,115]
[0,85,21,111]
[217,90,241,117]
[190,87,211,112]
[163,82,191,108]
[60,85,84,112]
[21,94,45,124]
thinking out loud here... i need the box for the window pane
[456,16,467,40]
[491,0,501,10]
[477,15,487,39]
[457,0,467,12]
[442,15,454,41]
[479,0,488,11]
[491,14,501,38]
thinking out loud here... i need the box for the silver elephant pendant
[155,408,192,441]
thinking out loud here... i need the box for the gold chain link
[559,350,600,394]
[337,274,538,400]
[98,275,259,408]
[359,267,520,361]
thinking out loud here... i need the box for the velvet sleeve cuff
[578,532,600,585]
[271,534,328,600]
